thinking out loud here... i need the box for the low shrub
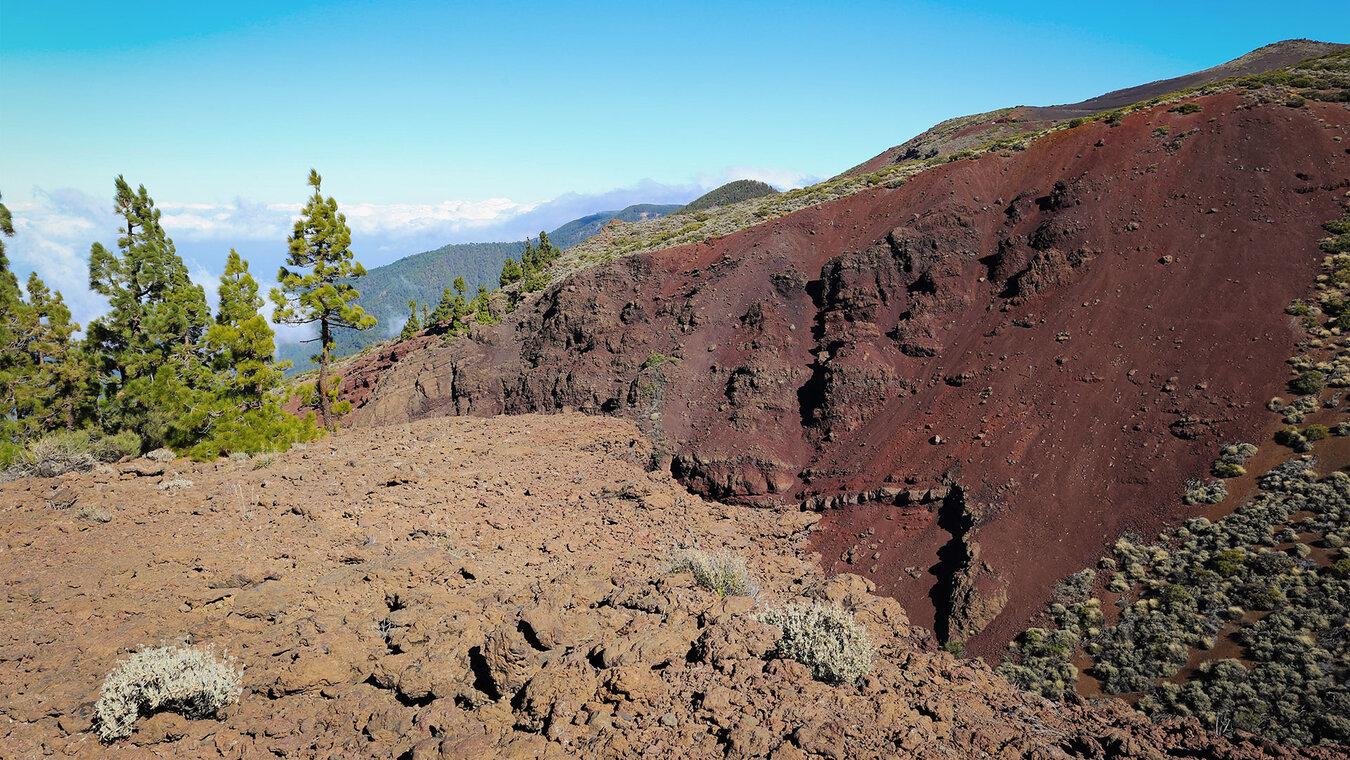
[1290,370,1325,396]
[145,447,177,463]
[4,431,97,480]
[670,549,757,597]
[1330,558,1350,579]
[754,601,874,685]
[1054,569,1096,601]
[1212,443,1258,477]
[997,626,1081,698]
[2,429,144,481]
[95,646,242,741]
[92,431,142,462]
[1184,478,1228,505]
[76,505,113,523]
[1274,426,1307,448]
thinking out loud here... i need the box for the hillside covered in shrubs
[997,212,1350,746]
[675,179,780,214]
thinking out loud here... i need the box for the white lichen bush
[95,646,242,741]
[669,548,758,597]
[753,601,874,685]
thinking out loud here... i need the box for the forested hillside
[278,203,681,369]
[676,179,779,214]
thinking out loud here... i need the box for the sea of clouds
[5,166,819,342]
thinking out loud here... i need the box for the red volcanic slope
[344,91,1350,655]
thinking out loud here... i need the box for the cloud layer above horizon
[4,167,820,337]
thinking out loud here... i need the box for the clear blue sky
[1,1,1346,328]
[6,0,1346,204]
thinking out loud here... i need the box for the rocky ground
[0,414,1342,758]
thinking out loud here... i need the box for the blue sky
[2,0,1347,331]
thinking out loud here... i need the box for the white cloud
[720,165,822,190]
[158,198,293,241]
[6,188,114,326]
[189,264,220,311]
[5,189,547,326]
[693,166,824,191]
[339,198,539,238]
[4,167,818,330]
[156,196,539,243]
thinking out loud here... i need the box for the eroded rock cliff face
[345,91,1350,654]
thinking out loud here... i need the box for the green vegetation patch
[676,179,780,215]
[1000,203,1350,746]
[1002,458,1350,745]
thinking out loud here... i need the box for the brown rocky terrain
[336,86,1350,656]
[2,414,1345,758]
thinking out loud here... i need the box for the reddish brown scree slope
[343,91,1350,656]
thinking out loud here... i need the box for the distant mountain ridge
[549,204,678,249]
[279,202,682,370]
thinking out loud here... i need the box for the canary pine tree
[397,299,421,341]
[189,250,317,459]
[499,257,522,287]
[470,284,497,324]
[0,192,91,462]
[23,273,85,433]
[429,276,473,333]
[0,191,28,462]
[270,170,375,430]
[86,177,211,447]
[211,251,281,399]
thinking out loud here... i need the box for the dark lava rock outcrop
[344,91,1350,655]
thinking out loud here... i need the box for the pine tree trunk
[318,317,331,431]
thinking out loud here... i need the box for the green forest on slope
[278,203,680,369]
[675,179,780,215]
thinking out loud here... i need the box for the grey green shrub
[1001,451,1350,745]
[3,429,143,481]
[754,601,874,685]
[669,549,757,597]
[1184,478,1228,505]
[95,646,242,741]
